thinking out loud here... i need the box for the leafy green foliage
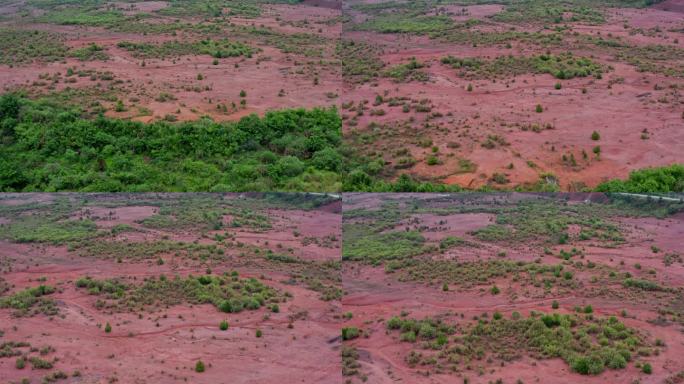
[441,52,605,80]
[342,230,429,264]
[37,7,127,27]
[597,165,684,193]
[76,276,127,297]
[337,40,385,84]
[493,0,606,24]
[71,239,225,263]
[383,58,429,83]
[622,278,665,291]
[117,39,255,59]
[0,29,68,65]
[0,94,342,192]
[472,201,624,244]
[70,43,109,61]
[355,12,453,34]
[342,327,360,340]
[0,285,58,317]
[439,236,465,250]
[388,312,653,375]
[0,216,98,244]
[74,274,286,313]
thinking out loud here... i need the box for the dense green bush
[342,327,360,340]
[0,93,341,192]
[219,320,229,331]
[596,164,684,193]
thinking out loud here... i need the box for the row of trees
[1,93,681,192]
[0,93,341,192]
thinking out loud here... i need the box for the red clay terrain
[0,1,342,122]
[0,193,342,384]
[342,0,684,190]
[341,193,684,383]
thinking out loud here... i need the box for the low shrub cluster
[387,312,655,376]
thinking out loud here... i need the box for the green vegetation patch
[383,58,429,83]
[493,0,606,24]
[74,273,286,313]
[354,12,454,34]
[0,29,68,65]
[117,39,255,60]
[0,216,98,244]
[393,260,576,289]
[441,52,605,80]
[338,40,385,84]
[388,312,654,376]
[472,201,624,244]
[597,164,684,193]
[37,7,128,27]
[0,93,342,192]
[159,0,263,18]
[342,346,362,377]
[70,43,109,61]
[71,240,224,263]
[236,26,328,57]
[0,285,58,317]
[342,230,431,264]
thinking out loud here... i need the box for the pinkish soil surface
[0,2,341,122]
[341,193,684,384]
[342,0,684,190]
[0,194,342,384]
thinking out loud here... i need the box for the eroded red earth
[342,193,684,384]
[342,1,684,190]
[0,1,342,122]
[0,193,342,383]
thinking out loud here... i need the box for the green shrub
[596,164,684,192]
[342,327,360,340]
[0,94,342,192]
[29,357,53,369]
[571,354,605,375]
[195,360,205,373]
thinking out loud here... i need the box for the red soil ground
[0,2,341,122]
[342,1,684,190]
[0,194,342,384]
[342,194,684,384]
